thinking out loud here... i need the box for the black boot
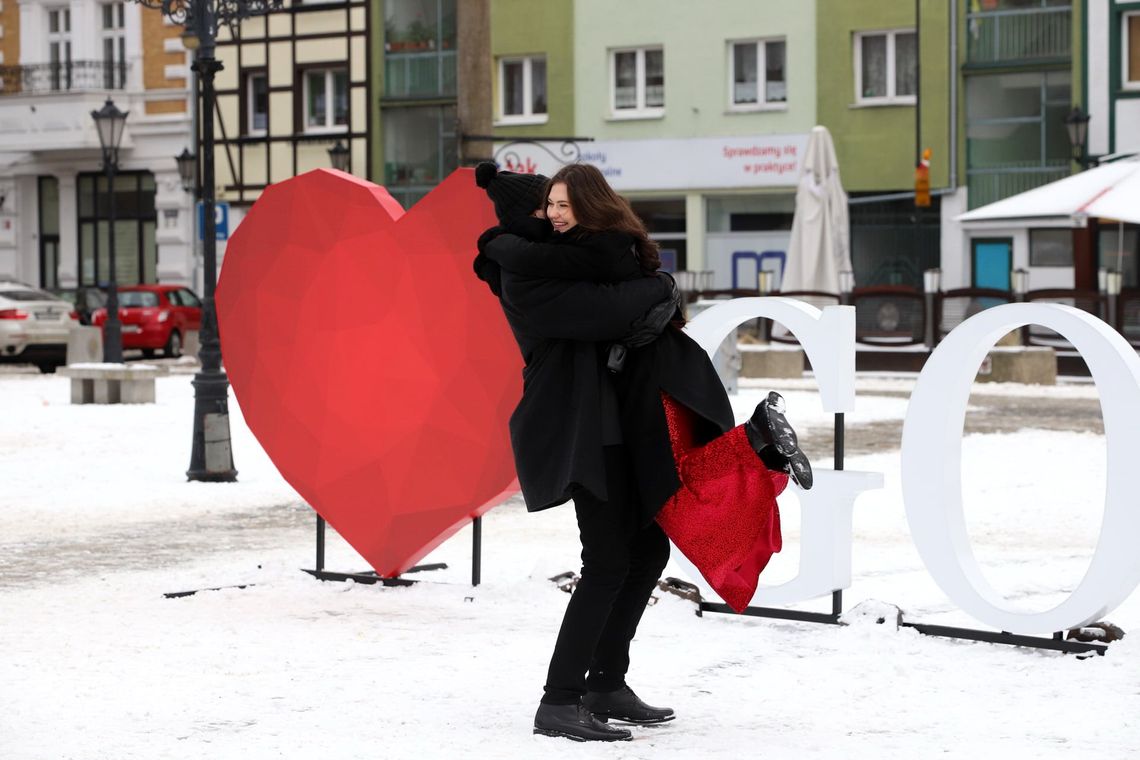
[583,685,675,724]
[744,391,813,490]
[533,702,633,742]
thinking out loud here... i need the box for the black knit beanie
[475,161,549,224]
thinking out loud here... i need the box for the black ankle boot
[583,685,675,724]
[744,391,813,490]
[533,702,633,742]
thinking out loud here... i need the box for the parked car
[0,280,77,372]
[92,284,202,358]
[51,286,108,325]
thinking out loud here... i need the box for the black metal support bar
[164,583,254,599]
[700,601,844,626]
[834,412,844,471]
[900,622,1107,656]
[472,516,482,587]
[304,513,447,585]
[316,514,326,571]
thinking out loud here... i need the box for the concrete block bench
[58,363,169,404]
[976,346,1057,386]
[739,344,805,379]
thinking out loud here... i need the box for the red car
[92,284,202,358]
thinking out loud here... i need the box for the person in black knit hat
[473,161,812,743]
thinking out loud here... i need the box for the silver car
[0,281,76,371]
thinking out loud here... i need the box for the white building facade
[0,0,196,292]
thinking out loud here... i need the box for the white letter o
[902,303,1140,634]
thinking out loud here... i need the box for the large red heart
[216,168,521,576]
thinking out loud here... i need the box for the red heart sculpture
[216,168,521,576]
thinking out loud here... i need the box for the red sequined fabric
[656,393,786,612]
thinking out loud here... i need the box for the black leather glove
[624,272,682,348]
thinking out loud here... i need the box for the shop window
[76,172,157,287]
[1099,227,1139,289]
[611,47,664,117]
[498,56,547,123]
[854,29,916,105]
[632,199,686,271]
[730,39,786,108]
[1029,228,1072,267]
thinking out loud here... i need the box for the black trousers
[542,445,671,705]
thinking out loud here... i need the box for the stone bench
[58,363,169,404]
[975,346,1057,385]
[739,343,805,379]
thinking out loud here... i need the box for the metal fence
[0,61,128,95]
[966,6,1071,65]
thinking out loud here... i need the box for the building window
[611,47,664,117]
[631,199,687,272]
[498,56,547,124]
[383,0,457,99]
[855,29,916,105]
[965,70,1071,208]
[245,71,268,134]
[1100,227,1139,289]
[382,104,457,209]
[47,8,72,91]
[76,172,157,287]
[1126,11,1140,89]
[730,39,786,108]
[303,69,348,131]
[100,2,126,89]
[1029,228,1072,267]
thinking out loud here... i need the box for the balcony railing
[966,6,1071,66]
[383,50,457,100]
[0,61,128,96]
[966,162,1070,208]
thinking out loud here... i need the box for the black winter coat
[475,226,675,512]
[480,226,736,526]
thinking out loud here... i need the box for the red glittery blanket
[655,393,787,612]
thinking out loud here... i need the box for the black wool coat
[480,226,736,526]
[475,226,675,513]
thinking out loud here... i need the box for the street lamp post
[91,98,129,363]
[1064,107,1102,170]
[137,0,282,482]
[175,147,197,193]
[327,140,350,173]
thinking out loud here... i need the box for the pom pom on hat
[473,161,549,224]
[475,161,498,189]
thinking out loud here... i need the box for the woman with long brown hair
[474,162,810,743]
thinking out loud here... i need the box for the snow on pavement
[1,370,1137,759]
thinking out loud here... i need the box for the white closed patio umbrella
[780,125,853,294]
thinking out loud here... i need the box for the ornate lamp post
[175,147,197,194]
[327,140,350,173]
[1064,107,1100,170]
[91,98,129,363]
[138,0,281,482]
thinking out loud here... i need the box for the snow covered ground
[2,366,1137,759]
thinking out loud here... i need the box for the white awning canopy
[957,157,1140,227]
